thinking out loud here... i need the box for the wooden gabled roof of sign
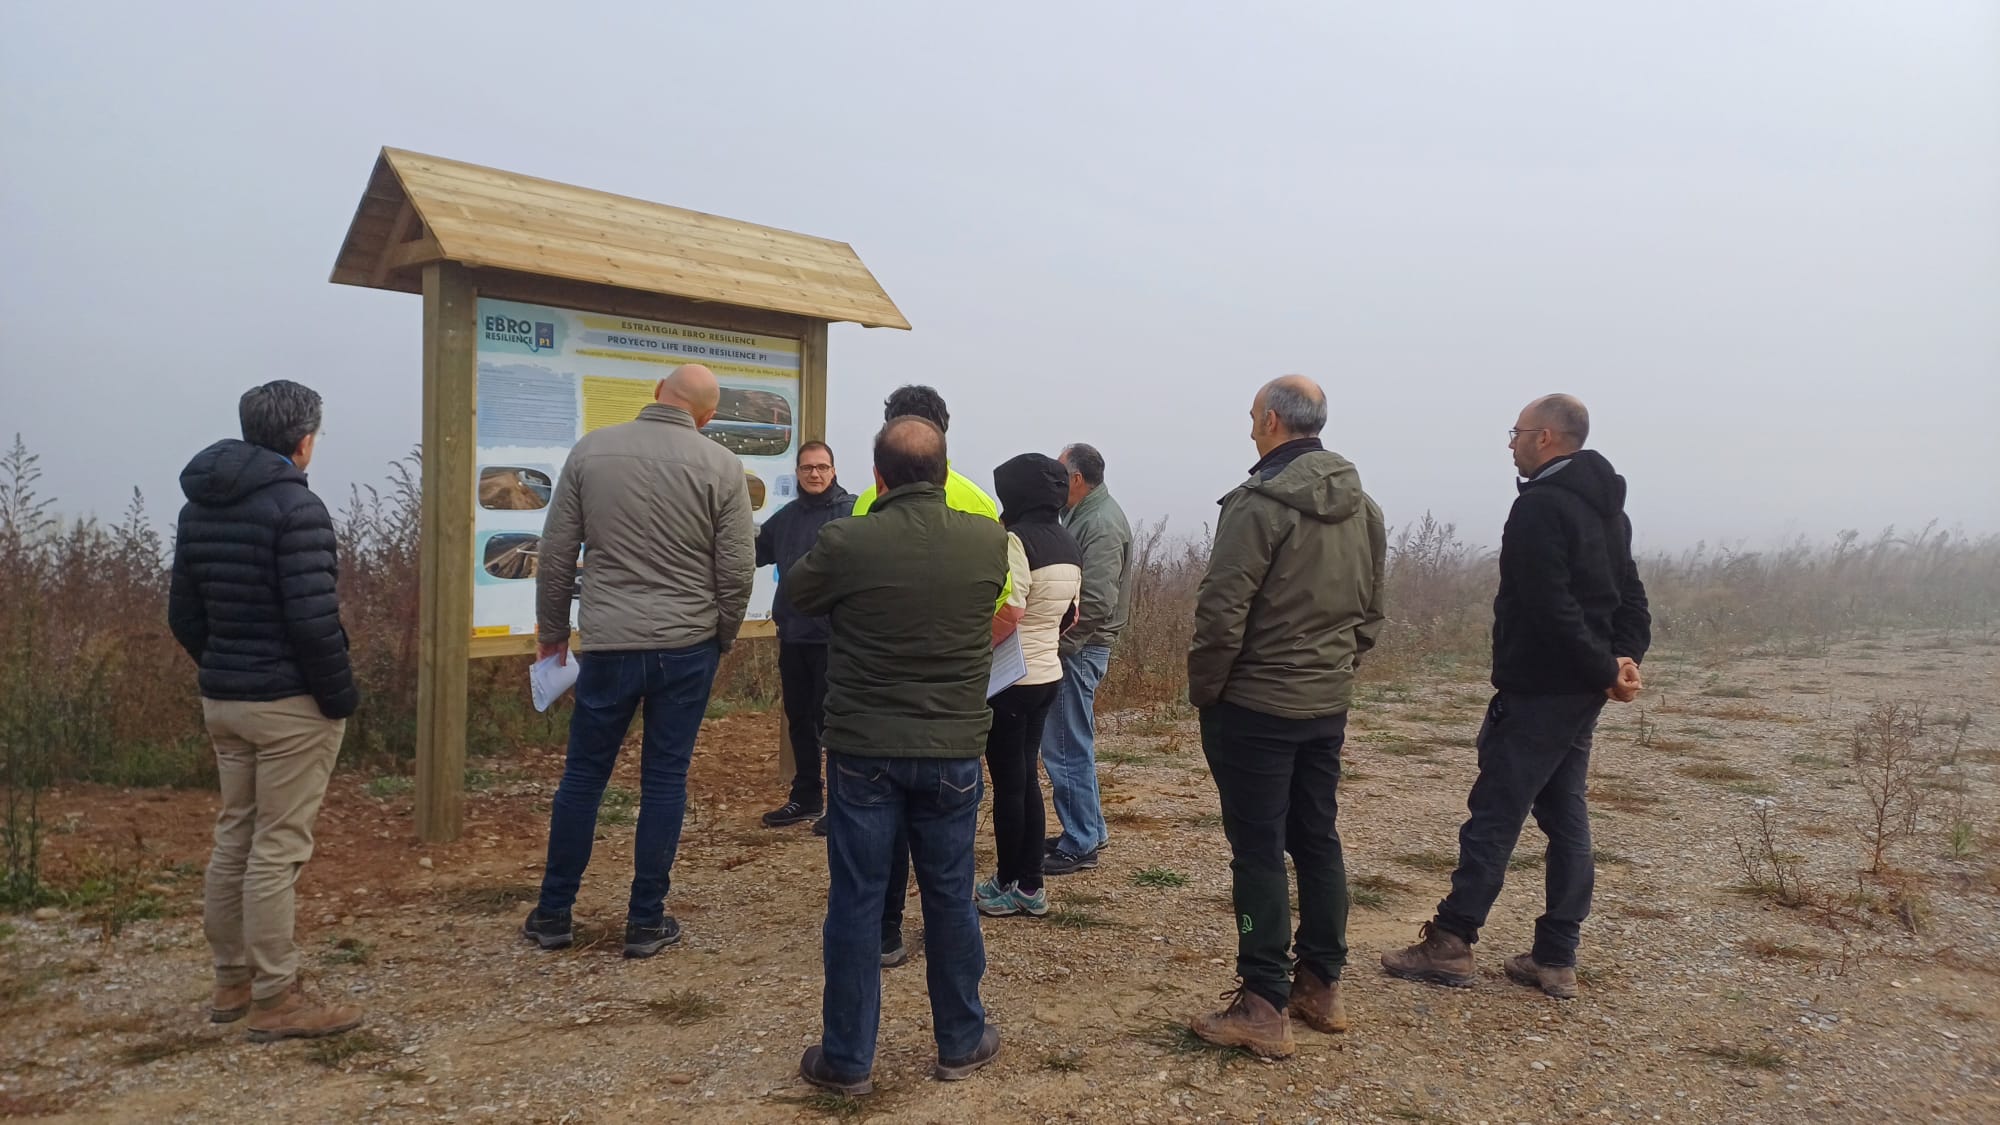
[329,148,910,330]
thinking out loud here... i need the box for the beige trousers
[201,695,345,1001]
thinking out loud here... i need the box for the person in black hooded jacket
[757,440,856,829]
[167,380,362,1043]
[1384,394,1650,1002]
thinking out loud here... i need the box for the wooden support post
[798,320,828,443]
[415,261,477,842]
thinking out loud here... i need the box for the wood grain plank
[415,261,477,843]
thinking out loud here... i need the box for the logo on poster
[483,314,560,354]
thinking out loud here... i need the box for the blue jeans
[536,644,720,927]
[1435,692,1604,967]
[1041,645,1111,855]
[822,752,987,1078]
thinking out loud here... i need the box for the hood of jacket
[180,439,304,507]
[994,453,1068,527]
[1238,448,1366,524]
[1521,449,1626,518]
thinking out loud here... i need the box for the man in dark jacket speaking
[168,379,362,1044]
[782,416,1008,1096]
[1383,394,1650,1000]
[757,440,855,831]
[1186,375,1385,1059]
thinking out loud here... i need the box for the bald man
[1186,376,1385,1058]
[523,363,755,959]
[1383,394,1650,1000]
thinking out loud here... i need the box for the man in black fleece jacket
[757,440,855,830]
[1383,394,1650,1000]
[169,380,362,1042]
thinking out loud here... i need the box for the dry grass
[117,1032,223,1066]
[1696,1044,1788,1071]
[304,1029,393,1069]
[1676,761,1757,783]
[1618,903,1678,921]
[1743,938,1824,962]
[1590,783,1664,813]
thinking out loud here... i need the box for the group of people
[166,370,1650,1094]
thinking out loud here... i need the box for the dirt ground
[3,633,1997,1124]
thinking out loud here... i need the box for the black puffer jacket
[1490,450,1651,695]
[755,479,855,644]
[168,440,359,719]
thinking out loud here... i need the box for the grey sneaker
[520,908,573,951]
[1043,848,1099,876]
[623,917,682,959]
[934,1025,1001,1080]
[881,928,909,968]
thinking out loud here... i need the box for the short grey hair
[1261,378,1327,437]
[1533,394,1590,445]
[240,380,323,456]
[1060,443,1105,487]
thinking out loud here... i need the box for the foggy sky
[4,2,1996,554]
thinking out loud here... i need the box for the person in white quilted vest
[973,453,1083,918]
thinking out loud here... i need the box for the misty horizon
[4,3,1996,555]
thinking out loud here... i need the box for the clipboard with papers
[987,631,1027,700]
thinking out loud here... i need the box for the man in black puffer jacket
[756,440,855,831]
[168,380,362,1043]
[1384,394,1650,1001]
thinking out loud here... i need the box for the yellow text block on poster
[581,376,657,434]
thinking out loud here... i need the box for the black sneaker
[934,1024,1002,1081]
[520,907,573,950]
[1043,848,1100,876]
[1046,836,1108,857]
[624,917,682,958]
[762,800,821,828]
[799,1044,874,1096]
[812,815,829,838]
[881,928,909,968]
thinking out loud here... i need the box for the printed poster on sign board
[470,298,800,641]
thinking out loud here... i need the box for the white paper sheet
[530,652,581,712]
[987,631,1027,700]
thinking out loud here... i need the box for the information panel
[471,298,800,641]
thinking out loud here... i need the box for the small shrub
[1132,867,1188,888]
[366,775,413,800]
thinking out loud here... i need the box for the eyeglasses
[797,464,834,475]
[1507,428,1547,441]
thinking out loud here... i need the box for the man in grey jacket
[1041,442,1134,875]
[521,364,755,959]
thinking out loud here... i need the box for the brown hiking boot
[1291,966,1348,1033]
[208,980,251,1023]
[244,979,363,1043]
[1190,987,1295,1059]
[1504,953,1578,1000]
[1380,921,1477,988]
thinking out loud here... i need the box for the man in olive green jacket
[782,416,1009,1096]
[1186,375,1386,1060]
